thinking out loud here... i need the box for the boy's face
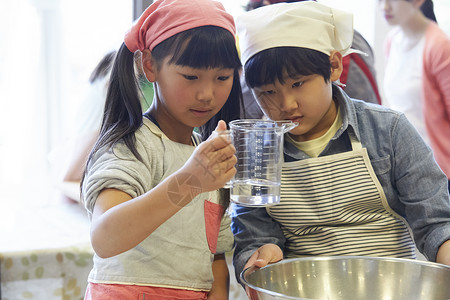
[251,74,336,142]
[250,50,343,142]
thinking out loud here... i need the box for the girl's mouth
[190,109,212,117]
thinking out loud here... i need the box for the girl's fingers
[222,154,237,172]
[217,144,236,163]
[207,120,229,141]
[215,120,227,132]
[198,137,234,165]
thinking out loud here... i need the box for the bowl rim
[240,255,450,299]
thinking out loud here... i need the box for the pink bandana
[124,0,236,52]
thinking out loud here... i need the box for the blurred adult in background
[381,0,450,191]
[50,50,153,202]
[60,51,115,191]
[241,0,381,119]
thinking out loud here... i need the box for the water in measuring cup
[230,179,280,206]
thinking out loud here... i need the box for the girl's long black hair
[420,0,437,23]
[81,26,242,193]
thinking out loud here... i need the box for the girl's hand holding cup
[181,120,236,193]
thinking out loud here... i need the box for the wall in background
[0,0,133,207]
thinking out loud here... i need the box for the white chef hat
[237,1,360,66]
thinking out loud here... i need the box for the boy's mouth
[287,116,303,123]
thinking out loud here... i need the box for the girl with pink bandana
[81,0,242,298]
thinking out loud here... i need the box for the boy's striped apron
[267,136,416,258]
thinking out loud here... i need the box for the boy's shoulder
[343,97,404,134]
[350,98,400,116]
[337,86,398,116]
[335,86,406,137]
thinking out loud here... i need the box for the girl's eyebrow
[208,67,234,71]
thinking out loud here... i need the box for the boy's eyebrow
[253,74,309,88]
[175,65,233,71]
[289,73,309,80]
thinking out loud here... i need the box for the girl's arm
[90,178,190,258]
[90,122,236,258]
[425,24,450,116]
[207,253,229,300]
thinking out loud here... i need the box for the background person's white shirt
[383,33,428,145]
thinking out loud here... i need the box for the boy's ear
[141,49,157,83]
[329,50,343,82]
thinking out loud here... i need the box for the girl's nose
[196,82,214,103]
[378,0,390,11]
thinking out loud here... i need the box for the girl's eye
[292,81,303,88]
[218,76,231,81]
[183,75,198,80]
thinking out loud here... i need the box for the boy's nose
[279,93,298,114]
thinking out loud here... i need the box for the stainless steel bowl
[241,256,450,300]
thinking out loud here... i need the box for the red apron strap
[340,55,351,85]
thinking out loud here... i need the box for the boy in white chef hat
[231,0,450,292]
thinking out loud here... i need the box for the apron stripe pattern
[268,140,416,259]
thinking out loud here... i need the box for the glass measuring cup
[227,119,298,207]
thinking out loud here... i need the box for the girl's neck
[148,106,194,146]
[399,12,430,40]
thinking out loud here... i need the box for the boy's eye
[183,75,198,80]
[262,90,275,95]
[292,81,303,88]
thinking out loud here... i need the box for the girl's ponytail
[81,44,145,198]
[93,43,144,161]
[81,43,144,197]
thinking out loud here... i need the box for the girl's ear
[329,50,343,82]
[414,0,426,9]
[141,49,157,83]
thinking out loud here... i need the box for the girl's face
[250,51,342,142]
[150,57,234,129]
[378,0,419,26]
